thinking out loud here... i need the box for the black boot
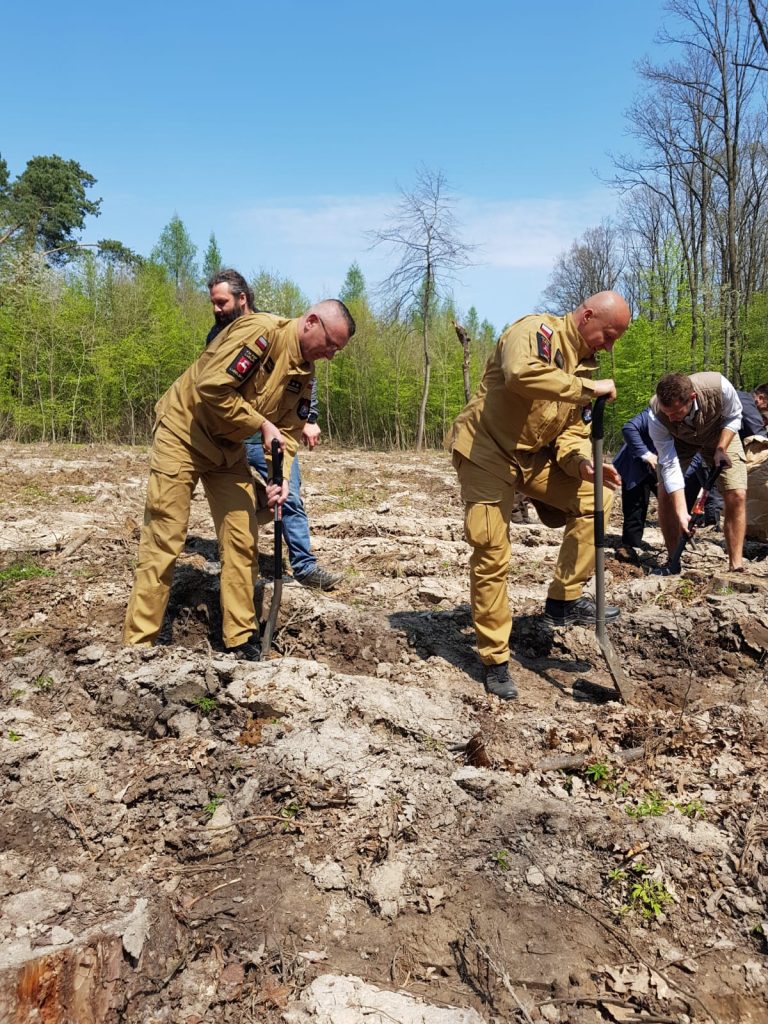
[543,596,620,627]
[482,661,518,701]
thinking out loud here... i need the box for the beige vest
[650,371,723,454]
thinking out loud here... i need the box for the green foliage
[675,799,706,819]
[203,794,223,816]
[7,730,22,742]
[0,560,54,585]
[0,153,101,263]
[584,761,612,785]
[492,849,511,871]
[625,877,675,921]
[151,213,198,289]
[202,232,222,282]
[193,696,218,715]
[34,675,54,691]
[625,790,669,818]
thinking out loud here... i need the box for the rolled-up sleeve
[648,409,685,493]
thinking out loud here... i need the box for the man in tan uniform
[649,371,747,573]
[123,299,356,658]
[448,291,631,700]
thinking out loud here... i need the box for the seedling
[624,877,675,921]
[7,731,22,742]
[194,696,218,715]
[203,794,223,816]
[492,849,511,872]
[10,689,25,703]
[70,491,94,504]
[607,868,626,884]
[676,799,706,819]
[34,675,54,692]
[279,799,303,831]
[626,790,669,818]
[584,761,612,786]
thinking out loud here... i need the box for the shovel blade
[597,627,635,703]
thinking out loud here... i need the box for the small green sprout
[492,849,511,871]
[7,730,22,742]
[194,696,218,715]
[203,794,223,816]
[626,790,669,818]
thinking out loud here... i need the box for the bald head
[571,291,631,353]
[298,299,356,362]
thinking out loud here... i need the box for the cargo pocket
[464,502,506,551]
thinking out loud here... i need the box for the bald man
[448,291,631,700]
[124,299,356,658]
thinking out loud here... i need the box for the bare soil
[1,442,767,1024]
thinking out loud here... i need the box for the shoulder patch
[286,377,302,394]
[536,331,552,363]
[254,335,269,353]
[226,346,260,383]
[297,397,311,420]
[581,403,593,424]
[554,349,564,369]
[539,323,553,341]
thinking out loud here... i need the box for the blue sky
[2,0,670,330]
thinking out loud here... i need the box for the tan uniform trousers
[453,450,614,665]
[123,424,258,649]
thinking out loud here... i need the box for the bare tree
[372,168,474,450]
[747,0,768,66]
[612,0,762,376]
[541,220,624,313]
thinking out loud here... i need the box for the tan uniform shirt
[155,313,314,466]
[448,312,597,484]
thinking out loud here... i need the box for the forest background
[2,0,768,452]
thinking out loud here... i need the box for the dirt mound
[1,442,767,1023]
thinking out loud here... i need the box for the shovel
[592,396,635,703]
[260,439,284,658]
[664,463,724,575]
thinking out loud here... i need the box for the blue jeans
[245,441,316,579]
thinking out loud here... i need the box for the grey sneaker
[482,662,518,701]
[296,566,342,591]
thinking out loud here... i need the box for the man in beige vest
[448,291,631,701]
[123,300,356,658]
[649,371,747,573]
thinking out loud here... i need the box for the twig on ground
[467,924,535,1024]
[47,762,97,861]
[187,876,243,909]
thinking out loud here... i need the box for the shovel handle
[592,394,608,441]
[270,438,284,489]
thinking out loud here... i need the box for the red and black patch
[226,346,260,382]
[297,397,311,420]
[286,377,302,393]
[536,331,552,363]
[554,349,564,369]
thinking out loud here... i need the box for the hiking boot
[227,634,261,661]
[482,662,518,701]
[543,596,620,627]
[615,545,640,565]
[296,566,343,591]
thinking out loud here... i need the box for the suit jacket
[613,408,657,490]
